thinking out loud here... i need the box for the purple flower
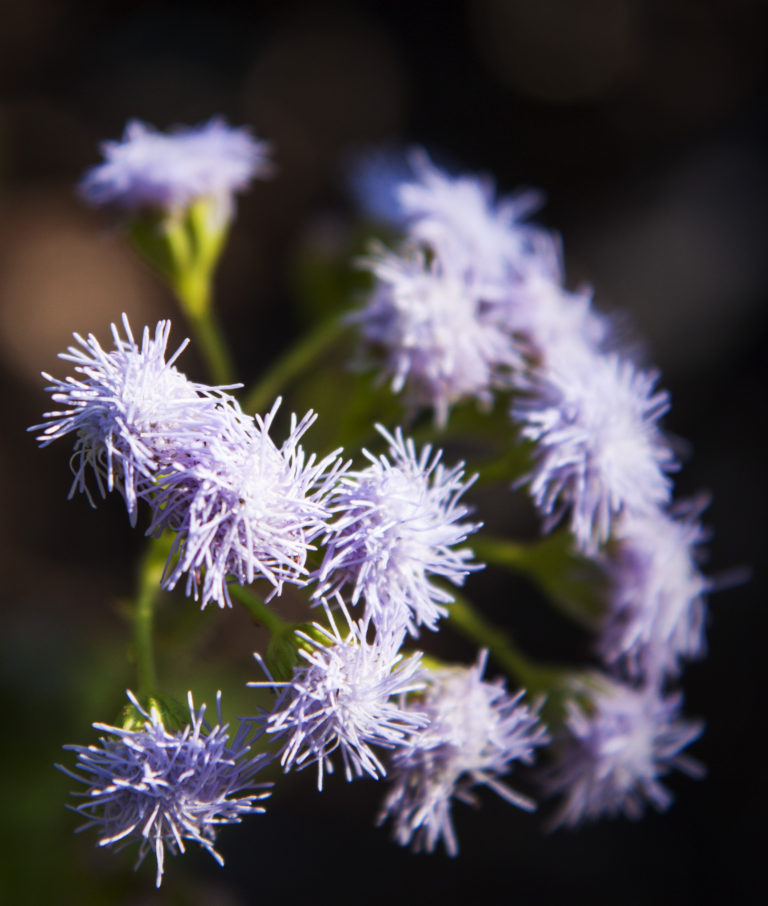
[378,651,548,856]
[356,244,520,425]
[598,503,711,679]
[80,118,272,215]
[32,315,241,525]
[149,399,346,609]
[314,425,482,636]
[497,272,613,368]
[547,676,704,827]
[58,691,271,887]
[513,351,677,553]
[398,148,551,283]
[251,600,427,790]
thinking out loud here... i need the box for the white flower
[513,351,677,553]
[357,244,520,425]
[598,504,710,678]
[251,600,427,790]
[314,425,481,636]
[548,676,704,827]
[379,651,548,855]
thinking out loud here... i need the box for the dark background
[1,1,765,904]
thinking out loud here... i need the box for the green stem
[134,536,171,698]
[447,592,539,688]
[242,315,348,415]
[229,584,289,635]
[174,273,235,386]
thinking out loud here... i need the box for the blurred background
[1,1,766,903]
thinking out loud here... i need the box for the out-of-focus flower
[32,315,240,525]
[547,676,704,827]
[378,651,548,856]
[512,352,677,553]
[598,504,710,679]
[356,244,519,425]
[251,600,427,790]
[498,272,613,368]
[314,425,481,636]
[149,400,346,609]
[398,149,550,283]
[80,118,272,216]
[59,691,271,887]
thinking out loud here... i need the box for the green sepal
[125,197,228,315]
[119,692,190,733]
[264,622,325,683]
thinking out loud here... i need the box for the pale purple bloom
[497,272,613,368]
[59,691,271,887]
[149,399,346,609]
[378,651,548,856]
[32,314,241,525]
[513,351,677,553]
[314,425,482,636]
[251,600,427,790]
[547,676,704,827]
[397,148,552,283]
[80,118,272,216]
[598,504,710,679]
[356,244,520,425]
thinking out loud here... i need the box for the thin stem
[134,535,171,698]
[242,315,348,415]
[447,592,538,688]
[174,273,236,386]
[229,584,289,635]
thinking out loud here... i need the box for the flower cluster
[59,692,271,887]
[34,316,343,608]
[352,148,708,824]
[41,122,720,887]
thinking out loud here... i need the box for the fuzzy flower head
[357,244,520,425]
[599,503,711,679]
[379,651,549,856]
[80,118,272,216]
[59,691,271,887]
[150,400,346,609]
[398,149,550,283]
[32,314,241,524]
[315,425,482,636]
[251,600,428,791]
[547,676,704,827]
[513,351,677,553]
[498,272,613,368]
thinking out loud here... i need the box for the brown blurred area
[1,2,766,904]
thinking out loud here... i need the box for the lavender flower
[80,118,272,216]
[498,272,613,368]
[59,691,271,887]
[513,351,678,553]
[149,399,346,609]
[547,676,704,827]
[598,504,711,679]
[398,149,550,283]
[251,600,427,790]
[32,314,240,524]
[356,244,520,425]
[314,425,482,636]
[378,651,548,856]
